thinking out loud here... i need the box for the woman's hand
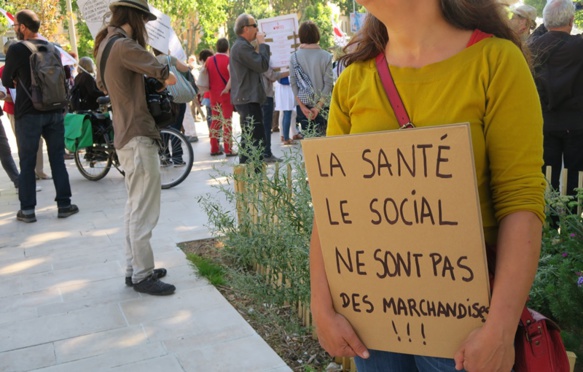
[220,87,229,96]
[314,309,370,359]
[310,220,369,360]
[301,104,313,119]
[310,106,321,119]
[454,322,515,372]
[161,72,177,91]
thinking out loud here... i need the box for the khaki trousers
[117,136,161,283]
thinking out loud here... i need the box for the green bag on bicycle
[64,113,93,152]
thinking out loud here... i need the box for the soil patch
[179,238,334,372]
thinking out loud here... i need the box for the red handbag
[376,29,571,372]
[514,307,571,372]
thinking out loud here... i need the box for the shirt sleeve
[483,42,546,223]
[119,39,169,82]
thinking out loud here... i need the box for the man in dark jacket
[230,13,280,164]
[528,0,583,196]
[2,9,78,223]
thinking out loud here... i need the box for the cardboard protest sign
[302,124,491,358]
[258,14,299,70]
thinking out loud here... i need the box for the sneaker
[186,136,199,143]
[173,160,186,167]
[17,210,37,223]
[225,152,238,157]
[133,275,175,296]
[263,155,282,163]
[58,204,79,218]
[36,185,42,192]
[126,268,168,286]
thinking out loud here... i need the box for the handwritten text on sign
[302,124,490,358]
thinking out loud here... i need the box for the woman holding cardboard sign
[309,0,546,371]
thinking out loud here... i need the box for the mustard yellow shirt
[328,37,546,244]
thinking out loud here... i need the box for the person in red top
[206,38,236,156]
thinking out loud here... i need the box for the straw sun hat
[109,0,157,21]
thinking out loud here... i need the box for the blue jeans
[261,96,274,157]
[282,110,292,141]
[15,112,72,212]
[355,350,464,372]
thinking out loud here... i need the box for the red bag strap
[376,29,492,129]
[375,53,413,129]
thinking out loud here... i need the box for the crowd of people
[1,2,582,366]
[0,0,335,296]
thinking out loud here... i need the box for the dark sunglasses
[246,23,258,28]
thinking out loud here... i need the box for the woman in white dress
[274,76,301,144]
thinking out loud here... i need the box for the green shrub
[198,127,315,306]
[530,188,583,357]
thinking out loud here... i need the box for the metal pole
[66,0,78,57]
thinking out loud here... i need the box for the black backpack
[19,40,69,111]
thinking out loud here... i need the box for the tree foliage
[301,3,334,50]
[7,0,357,60]
[1,0,65,40]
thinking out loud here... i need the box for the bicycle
[73,96,194,189]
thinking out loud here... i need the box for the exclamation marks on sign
[391,320,401,342]
[391,322,427,345]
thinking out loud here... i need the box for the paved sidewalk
[0,115,292,372]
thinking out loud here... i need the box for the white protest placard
[145,7,172,54]
[76,0,108,38]
[258,14,299,70]
[77,0,185,60]
[302,124,491,358]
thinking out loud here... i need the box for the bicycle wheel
[158,127,194,189]
[74,144,113,181]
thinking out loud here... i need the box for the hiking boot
[17,210,37,223]
[125,268,167,286]
[58,204,79,218]
[133,275,176,296]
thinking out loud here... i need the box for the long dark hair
[93,6,149,58]
[341,0,523,66]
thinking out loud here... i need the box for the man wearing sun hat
[94,0,178,296]
[509,4,538,41]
